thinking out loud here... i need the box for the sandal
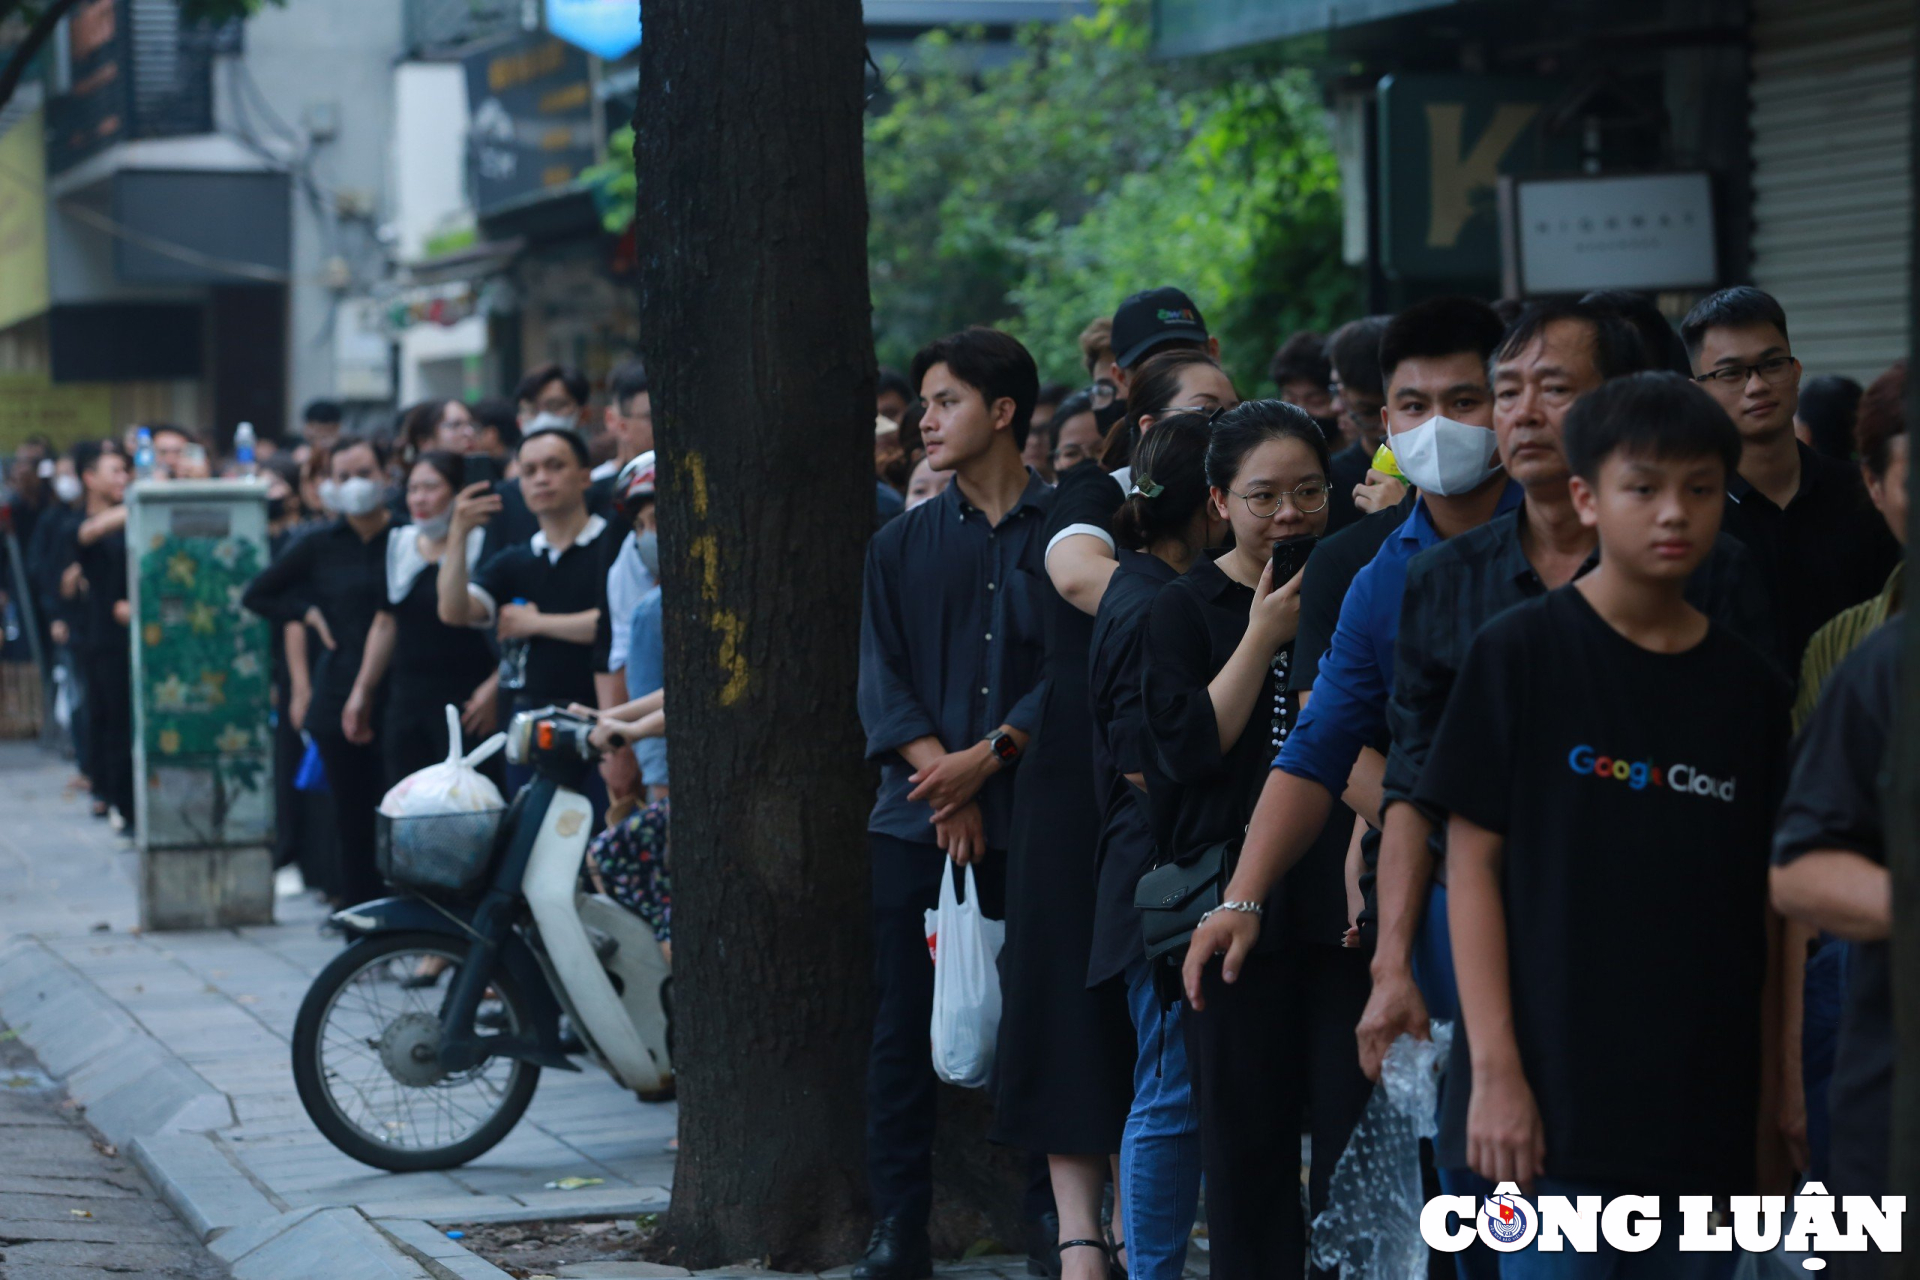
[1058,1240,1110,1280]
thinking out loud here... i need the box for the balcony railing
[48,0,221,175]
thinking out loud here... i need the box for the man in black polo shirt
[1682,286,1900,671]
[440,425,606,798]
[1321,316,1392,534]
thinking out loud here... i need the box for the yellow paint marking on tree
[711,610,749,706]
[686,450,710,518]
[692,533,721,603]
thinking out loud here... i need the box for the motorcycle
[290,707,673,1171]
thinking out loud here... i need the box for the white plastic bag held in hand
[379,705,508,818]
[923,863,1005,1088]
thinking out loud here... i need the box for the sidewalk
[0,741,673,1279]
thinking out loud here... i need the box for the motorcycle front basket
[375,809,506,900]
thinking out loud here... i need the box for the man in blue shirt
[1182,296,1514,998]
[855,327,1049,1280]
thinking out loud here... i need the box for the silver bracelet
[1199,900,1264,926]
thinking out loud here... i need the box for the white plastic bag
[379,705,507,818]
[923,863,1005,1089]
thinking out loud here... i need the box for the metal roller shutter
[1750,0,1913,384]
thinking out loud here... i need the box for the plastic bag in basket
[379,705,507,818]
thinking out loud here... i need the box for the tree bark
[634,1,877,1270]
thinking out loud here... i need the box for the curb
[0,939,534,1280]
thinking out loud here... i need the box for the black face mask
[1093,397,1126,435]
[267,496,289,521]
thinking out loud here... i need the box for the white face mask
[415,509,453,540]
[636,528,659,580]
[320,476,384,517]
[52,474,82,504]
[1390,414,1502,497]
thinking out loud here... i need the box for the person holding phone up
[343,450,501,785]
[1139,401,1364,1277]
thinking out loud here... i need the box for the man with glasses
[1682,286,1899,671]
[1323,316,1394,532]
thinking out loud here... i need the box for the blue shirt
[1274,482,1523,794]
[625,587,668,787]
[858,471,1053,846]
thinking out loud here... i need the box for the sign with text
[1377,74,1580,283]
[464,34,597,216]
[0,373,112,449]
[1506,172,1718,295]
[0,108,49,331]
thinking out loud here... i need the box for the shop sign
[1504,173,1718,295]
[546,0,641,61]
[465,34,597,216]
[0,373,112,449]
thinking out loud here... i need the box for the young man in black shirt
[1421,374,1789,1258]
[1321,316,1394,533]
[855,327,1049,1280]
[441,425,606,800]
[1682,287,1900,670]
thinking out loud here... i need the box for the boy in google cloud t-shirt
[1417,373,1790,1241]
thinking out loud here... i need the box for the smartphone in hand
[1270,535,1318,586]
[462,453,503,492]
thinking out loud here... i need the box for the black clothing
[470,516,609,714]
[1417,588,1790,1194]
[1141,553,1350,948]
[308,723,385,904]
[1774,624,1899,1200]
[1086,549,1178,987]
[382,528,497,784]
[242,517,390,731]
[866,834,1007,1227]
[1290,495,1413,694]
[1382,507,1777,808]
[992,463,1133,1155]
[1185,947,1372,1279]
[76,527,133,819]
[1323,439,1371,535]
[1721,440,1901,673]
[858,472,1053,848]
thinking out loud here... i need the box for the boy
[1419,372,1788,1269]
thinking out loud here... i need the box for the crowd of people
[0,274,1907,1279]
[854,284,1906,1280]
[0,361,676,955]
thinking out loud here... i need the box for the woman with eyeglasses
[1139,401,1368,1277]
[1046,390,1105,477]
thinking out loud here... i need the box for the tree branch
[0,0,83,118]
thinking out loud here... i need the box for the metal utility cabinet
[127,479,276,929]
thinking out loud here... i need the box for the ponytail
[1112,411,1214,551]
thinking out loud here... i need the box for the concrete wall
[218,0,406,428]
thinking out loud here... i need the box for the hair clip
[1131,476,1164,499]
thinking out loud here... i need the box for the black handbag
[1134,838,1235,963]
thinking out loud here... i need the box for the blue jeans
[1120,958,1201,1280]
[1496,1183,1737,1280]
[1802,937,1849,1182]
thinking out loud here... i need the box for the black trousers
[81,643,133,820]
[866,833,1007,1226]
[308,720,386,904]
[1184,944,1373,1280]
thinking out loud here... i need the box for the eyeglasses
[1692,355,1798,388]
[1089,380,1119,409]
[1226,480,1329,518]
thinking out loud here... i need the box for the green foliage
[586,126,638,234]
[866,0,1357,390]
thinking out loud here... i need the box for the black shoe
[1027,1212,1061,1278]
[852,1217,931,1280]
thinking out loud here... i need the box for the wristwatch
[985,728,1021,764]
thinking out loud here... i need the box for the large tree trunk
[634,2,877,1270]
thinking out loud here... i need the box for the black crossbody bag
[1133,837,1237,963]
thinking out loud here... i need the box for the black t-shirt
[1721,441,1901,674]
[1324,439,1371,535]
[471,515,609,710]
[1417,587,1790,1194]
[1774,623,1899,1197]
[75,525,128,658]
[241,517,389,721]
[1142,553,1351,949]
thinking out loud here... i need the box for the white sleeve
[1046,523,1117,558]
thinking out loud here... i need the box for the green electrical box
[127,479,276,929]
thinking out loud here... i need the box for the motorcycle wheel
[292,931,542,1171]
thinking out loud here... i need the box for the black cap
[1111,287,1210,370]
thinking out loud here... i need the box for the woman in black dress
[1140,401,1366,1278]
[344,450,500,785]
[1084,415,1221,1280]
[989,447,1137,1280]
[243,434,392,904]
